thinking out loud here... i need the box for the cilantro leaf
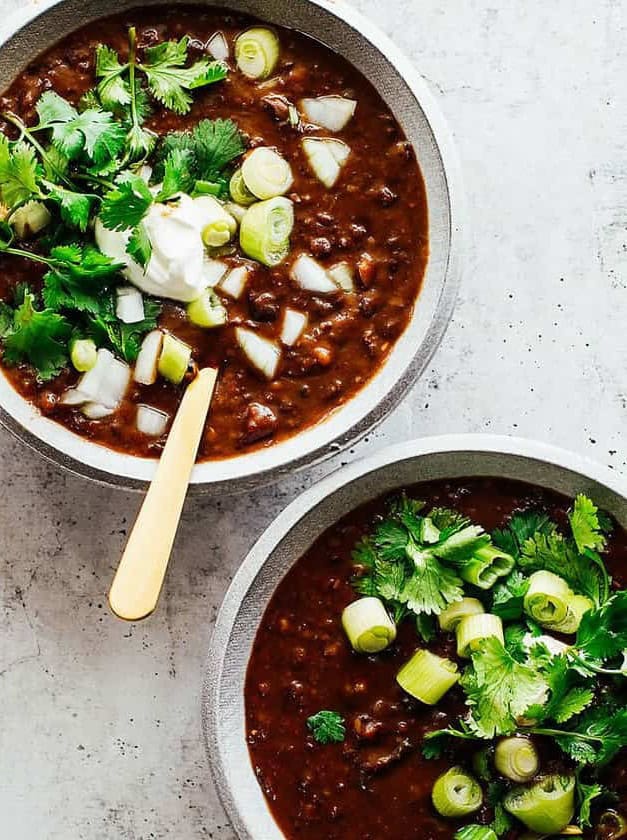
[99,175,153,231]
[0,137,40,207]
[1,291,70,379]
[157,148,196,201]
[86,297,160,363]
[127,223,152,268]
[42,180,95,231]
[519,531,606,605]
[537,704,627,766]
[139,36,227,114]
[573,590,627,672]
[523,653,594,725]
[306,710,345,745]
[41,244,123,315]
[491,570,530,620]
[462,637,548,737]
[577,776,606,828]
[492,510,554,558]
[35,91,121,162]
[569,494,608,553]
[95,44,131,110]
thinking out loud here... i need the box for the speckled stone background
[1,1,625,838]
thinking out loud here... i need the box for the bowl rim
[202,433,627,838]
[0,0,464,493]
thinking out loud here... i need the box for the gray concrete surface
[1,1,626,838]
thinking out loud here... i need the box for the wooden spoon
[108,367,218,621]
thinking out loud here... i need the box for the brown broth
[0,6,428,460]
[245,478,627,839]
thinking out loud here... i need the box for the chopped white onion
[116,286,145,324]
[134,330,164,386]
[99,358,131,409]
[202,257,229,288]
[61,388,89,406]
[290,254,338,294]
[220,265,251,299]
[281,308,308,346]
[327,261,354,292]
[136,404,169,437]
[302,138,351,188]
[300,95,356,131]
[235,327,281,379]
[82,402,114,420]
[207,31,229,60]
[77,349,115,401]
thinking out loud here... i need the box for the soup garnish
[0,8,428,459]
[246,479,626,839]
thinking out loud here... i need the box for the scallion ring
[341,597,396,654]
[239,196,294,266]
[396,649,459,705]
[431,767,483,818]
[494,737,539,783]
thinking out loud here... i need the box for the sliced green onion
[597,811,627,839]
[202,216,236,249]
[495,737,539,783]
[239,196,294,266]
[438,597,485,632]
[224,201,248,224]
[70,338,97,373]
[431,767,483,818]
[229,168,257,206]
[524,570,571,628]
[10,200,51,239]
[157,334,192,385]
[504,775,575,834]
[341,597,396,654]
[235,27,279,80]
[187,288,228,328]
[396,649,459,705]
[460,544,515,589]
[456,613,504,658]
[546,593,593,634]
[241,147,293,200]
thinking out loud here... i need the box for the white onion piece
[136,404,169,437]
[281,308,308,346]
[77,349,115,401]
[302,138,339,188]
[326,138,351,165]
[202,258,229,288]
[328,261,354,292]
[290,254,338,294]
[138,164,153,182]
[235,327,281,379]
[116,286,145,324]
[301,95,356,131]
[224,201,247,225]
[82,402,114,420]
[207,31,229,60]
[220,265,251,299]
[134,330,164,386]
[99,358,131,409]
[61,388,89,406]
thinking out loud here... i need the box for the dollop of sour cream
[95,195,234,303]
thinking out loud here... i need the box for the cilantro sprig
[306,710,345,745]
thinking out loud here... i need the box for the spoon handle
[108,367,218,621]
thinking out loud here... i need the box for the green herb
[576,775,606,828]
[569,494,609,553]
[0,137,40,207]
[462,637,547,738]
[532,703,627,766]
[519,530,608,606]
[306,710,345,745]
[0,290,71,379]
[492,510,554,558]
[491,570,529,620]
[523,652,594,725]
[571,590,627,675]
[95,28,227,118]
[86,297,160,363]
[99,174,154,231]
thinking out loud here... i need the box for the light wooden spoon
[108,367,218,621]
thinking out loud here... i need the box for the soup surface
[245,478,627,839]
[0,7,428,460]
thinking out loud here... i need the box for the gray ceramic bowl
[0,0,462,492]
[202,433,627,839]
